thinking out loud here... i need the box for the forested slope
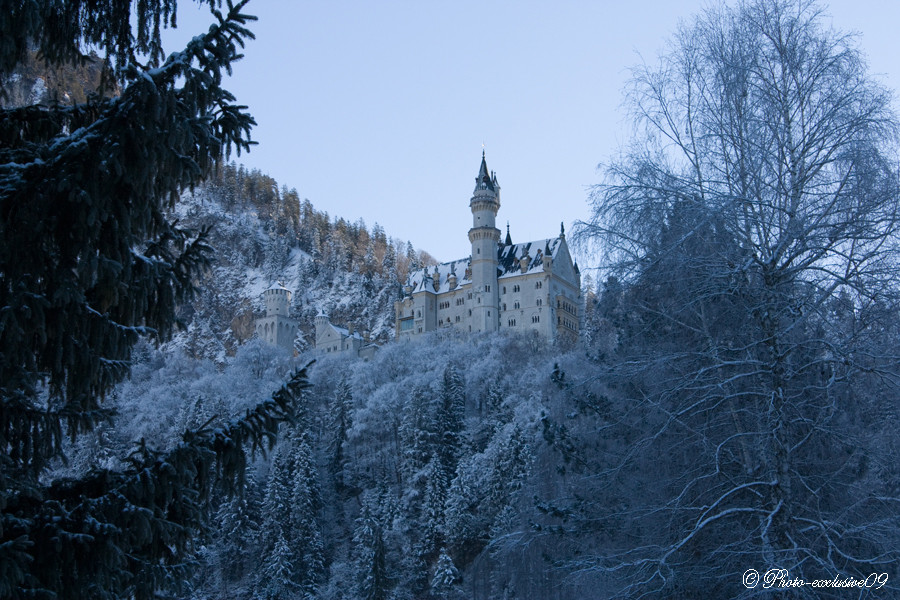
[67,328,612,599]
[163,163,437,360]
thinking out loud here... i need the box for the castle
[315,311,378,359]
[256,283,298,352]
[256,153,581,355]
[394,152,581,342]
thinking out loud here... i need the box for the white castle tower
[468,151,501,332]
[256,283,297,352]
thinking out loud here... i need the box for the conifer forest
[1,1,898,598]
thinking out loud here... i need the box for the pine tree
[381,241,397,279]
[327,377,354,491]
[288,428,325,596]
[352,503,388,600]
[420,457,449,563]
[0,5,312,596]
[430,548,460,600]
[435,364,465,477]
[406,241,419,271]
[257,531,300,600]
[214,464,263,587]
[259,446,294,555]
[398,385,434,482]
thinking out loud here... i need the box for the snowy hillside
[162,164,437,361]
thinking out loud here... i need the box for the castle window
[456,297,464,306]
[508,319,516,327]
[536,281,542,289]
[400,318,414,332]
[467,293,472,300]
[514,301,520,309]
[502,303,507,311]
[455,315,460,322]
[537,298,543,306]
[502,286,506,294]
[468,309,472,316]
[532,315,540,323]
[485,285,491,292]
[513,284,520,293]
[477,248,480,254]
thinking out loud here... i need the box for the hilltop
[164,163,437,360]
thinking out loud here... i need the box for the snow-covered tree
[435,364,465,477]
[352,503,388,600]
[327,377,354,491]
[431,548,460,600]
[381,241,397,280]
[398,385,435,482]
[420,457,449,564]
[214,463,264,587]
[257,532,300,600]
[573,0,900,595]
[288,428,326,596]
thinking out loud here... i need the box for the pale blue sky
[166,1,899,263]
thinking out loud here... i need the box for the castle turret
[265,283,291,316]
[256,283,297,352]
[468,151,500,332]
[315,310,329,333]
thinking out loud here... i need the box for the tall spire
[504,221,512,245]
[474,150,496,193]
[469,149,501,333]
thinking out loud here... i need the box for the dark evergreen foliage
[0,2,314,598]
[352,502,388,600]
[435,364,465,477]
[326,378,353,491]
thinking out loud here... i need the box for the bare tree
[572,0,900,596]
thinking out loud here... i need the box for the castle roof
[407,257,472,295]
[405,235,567,294]
[330,323,364,341]
[497,237,562,278]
